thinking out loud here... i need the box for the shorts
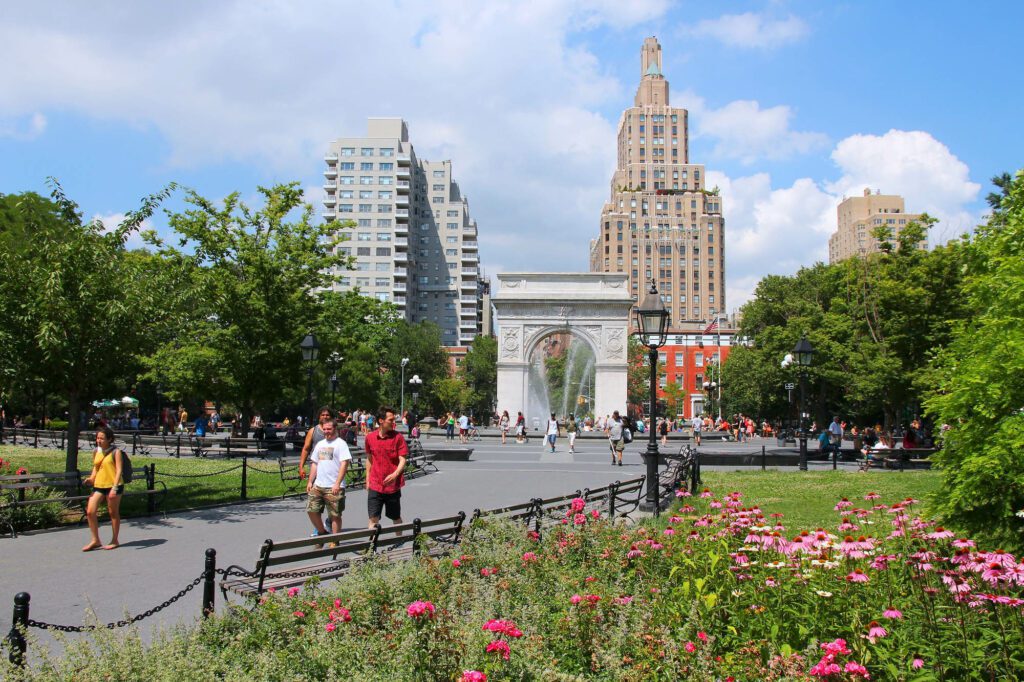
[610,438,625,452]
[306,486,345,518]
[459,428,468,436]
[93,485,124,496]
[367,489,402,521]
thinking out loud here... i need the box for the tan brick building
[828,188,925,263]
[589,37,726,327]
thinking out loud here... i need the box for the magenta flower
[844,661,870,677]
[482,619,523,638]
[882,607,903,619]
[864,492,880,500]
[570,497,585,512]
[452,559,462,567]
[866,621,887,643]
[699,489,713,498]
[406,600,436,619]
[573,512,587,525]
[570,594,582,604]
[462,671,487,682]
[287,587,300,598]
[613,595,633,605]
[684,641,696,653]
[675,489,692,497]
[697,631,708,642]
[847,569,870,583]
[912,657,924,670]
[664,528,675,536]
[521,551,537,563]
[486,639,511,660]
[325,622,336,633]
[293,610,305,618]
[834,498,853,510]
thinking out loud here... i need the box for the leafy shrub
[6,488,1024,680]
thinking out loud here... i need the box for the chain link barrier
[25,573,206,632]
[245,463,288,475]
[155,464,245,479]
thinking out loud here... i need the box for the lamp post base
[798,435,808,471]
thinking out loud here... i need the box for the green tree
[140,183,350,434]
[627,335,667,418]
[433,376,472,414]
[459,335,497,418]
[925,170,1024,551]
[381,321,451,416]
[0,183,174,470]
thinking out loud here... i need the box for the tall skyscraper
[590,37,725,326]
[323,118,485,346]
[828,188,924,263]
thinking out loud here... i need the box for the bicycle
[468,427,481,442]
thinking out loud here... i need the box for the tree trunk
[65,391,81,472]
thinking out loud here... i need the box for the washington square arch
[491,273,634,425]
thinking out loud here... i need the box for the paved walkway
[0,435,864,655]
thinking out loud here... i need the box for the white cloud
[92,212,153,251]
[683,12,809,49]
[0,112,46,140]
[699,100,828,164]
[715,129,982,311]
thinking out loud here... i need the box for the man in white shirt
[545,412,559,453]
[305,420,352,538]
[691,413,704,446]
[828,416,844,451]
[458,412,470,444]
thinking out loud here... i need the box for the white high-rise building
[323,118,484,345]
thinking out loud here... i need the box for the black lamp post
[409,374,422,434]
[792,336,815,471]
[634,280,670,516]
[299,332,320,428]
[329,352,342,409]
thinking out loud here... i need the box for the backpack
[622,427,633,444]
[102,447,134,484]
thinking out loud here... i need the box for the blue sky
[2,1,1021,309]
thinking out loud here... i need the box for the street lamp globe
[300,333,320,363]
[634,280,669,349]
[793,336,814,367]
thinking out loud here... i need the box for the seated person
[902,428,918,449]
[818,430,831,452]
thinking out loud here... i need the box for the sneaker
[618,460,623,466]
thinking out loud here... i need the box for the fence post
[132,433,138,458]
[176,435,181,458]
[691,451,700,492]
[7,592,29,667]
[33,430,39,448]
[202,548,216,617]
[241,454,248,501]
[146,464,157,514]
[761,445,766,471]
[412,518,423,555]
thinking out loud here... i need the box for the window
[356,247,370,256]
[379,176,392,185]
[339,190,353,199]
[446,236,458,243]
[377,219,391,227]
[379,163,393,171]
[432,184,445,191]
[359,176,373,185]
[339,162,354,170]
[419,276,430,284]
[360,162,373,170]
[356,277,370,287]
[695,353,704,367]
[378,204,392,213]
[338,204,353,213]
[359,190,373,199]
[340,147,355,156]
[338,277,351,286]
[340,176,354,185]
[355,263,370,271]
[446,222,458,230]
[447,210,459,217]
[445,248,458,256]
[432,197,443,203]
[375,293,389,302]
[433,170,445,178]
[376,233,392,242]
[357,218,371,227]
[675,352,683,365]
[356,232,371,241]
[359,203,372,212]
[380,148,394,157]
[447,263,458,270]
[360,147,373,156]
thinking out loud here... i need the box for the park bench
[406,440,439,478]
[857,446,936,472]
[0,465,166,537]
[277,452,368,495]
[470,498,543,527]
[187,436,271,459]
[606,477,646,519]
[221,513,467,598]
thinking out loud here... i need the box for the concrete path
[0,434,865,656]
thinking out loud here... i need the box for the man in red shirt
[364,406,408,529]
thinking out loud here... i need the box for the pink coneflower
[650,542,664,551]
[669,515,684,523]
[834,498,853,510]
[710,500,723,509]
[627,549,644,559]
[700,488,713,498]
[676,489,692,497]
[912,657,924,670]
[293,610,305,618]
[883,607,903,619]
[485,640,511,660]
[952,538,976,549]
[985,549,1017,567]
[663,528,675,537]
[847,569,870,583]
[926,526,955,540]
[864,492,881,500]
[982,563,1006,584]
[866,621,887,643]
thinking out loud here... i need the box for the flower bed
[9,487,1023,680]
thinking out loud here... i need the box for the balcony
[393,252,408,263]
[322,182,336,192]
[461,268,479,276]
[461,296,478,304]
[323,196,336,206]
[462,241,478,251]
[323,209,337,220]
[394,237,409,248]
[461,252,478,263]
[460,320,478,330]
[460,279,477,290]
[397,153,411,165]
[395,195,409,206]
[394,223,408,235]
[460,307,477,317]
[397,167,410,180]
[396,180,411,193]
[394,267,408,277]
[395,208,410,219]
[393,282,407,293]
[394,296,406,306]
[324,168,337,179]
[324,153,339,163]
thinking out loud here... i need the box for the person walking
[458,411,470,444]
[691,413,704,447]
[566,413,578,454]
[544,412,559,453]
[605,410,625,466]
[305,419,351,541]
[299,407,334,480]
[82,426,125,551]
[828,415,844,458]
[515,411,526,443]
[659,418,669,447]
[445,412,456,441]
[499,410,510,445]
[365,406,408,531]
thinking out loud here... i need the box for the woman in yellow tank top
[82,425,124,551]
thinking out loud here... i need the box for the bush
[6,487,1024,680]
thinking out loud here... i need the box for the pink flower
[882,607,903,619]
[293,610,305,618]
[325,622,336,633]
[864,492,880,500]
[697,631,708,642]
[664,528,675,536]
[844,661,870,677]
[684,641,696,653]
[482,619,523,638]
[912,657,924,670]
[452,559,461,567]
[847,569,870,583]
[835,498,853,510]
[406,600,436,619]
[486,640,511,660]
[675,489,692,497]
[570,497,586,512]
[613,596,633,605]
[329,607,351,622]
[15,467,28,475]
[866,621,887,643]
[700,489,713,498]
[462,672,487,682]
[590,509,600,519]
[926,526,955,540]
[287,587,300,598]
[626,549,644,559]
[573,513,587,525]
[521,552,537,563]
[570,594,582,604]
[822,638,851,656]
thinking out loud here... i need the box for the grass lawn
[698,469,943,530]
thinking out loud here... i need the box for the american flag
[703,318,720,335]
